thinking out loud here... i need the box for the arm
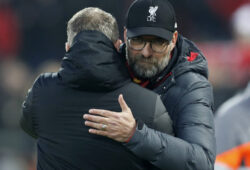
[125,96,215,170]
[84,80,215,170]
[124,123,212,170]
[158,77,215,170]
[20,78,40,139]
[214,98,250,170]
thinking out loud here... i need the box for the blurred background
[0,0,249,169]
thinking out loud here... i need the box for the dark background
[0,0,249,169]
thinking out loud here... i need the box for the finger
[83,114,108,124]
[88,109,114,117]
[85,121,106,130]
[118,94,130,112]
[89,129,108,137]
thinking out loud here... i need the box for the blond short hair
[67,7,119,46]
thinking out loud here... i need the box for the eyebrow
[134,36,166,41]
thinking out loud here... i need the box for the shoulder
[127,82,158,98]
[120,83,162,112]
[175,72,213,107]
[171,36,211,96]
[123,83,170,132]
[121,83,160,113]
[160,72,213,120]
[164,72,212,101]
[176,72,211,90]
[36,72,58,82]
[216,87,250,120]
[33,72,58,88]
[215,89,250,154]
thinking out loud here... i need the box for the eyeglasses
[128,37,169,53]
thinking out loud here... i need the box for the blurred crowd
[0,0,250,169]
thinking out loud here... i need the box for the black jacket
[20,31,173,170]
[123,35,216,170]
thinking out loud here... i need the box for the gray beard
[126,46,171,79]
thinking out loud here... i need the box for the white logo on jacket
[147,6,158,22]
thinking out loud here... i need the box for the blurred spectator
[232,3,250,43]
[0,1,20,59]
[0,59,34,170]
[215,82,250,169]
[196,3,250,109]
[0,60,31,128]
[231,3,250,85]
[0,149,36,170]
[0,59,60,170]
[0,152,27,170]
[0,59,60,129]
[214,4,250,169]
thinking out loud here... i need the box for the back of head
[232,3,250,43]
[67,7,119,46]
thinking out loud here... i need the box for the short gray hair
[67,7,119,46]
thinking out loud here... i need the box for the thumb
[118,94,129,112]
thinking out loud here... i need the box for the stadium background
[0,0,249,169]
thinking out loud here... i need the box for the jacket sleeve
[20,77,41,139]
[124,74,216,170]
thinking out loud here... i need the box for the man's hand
[83,94,136,142]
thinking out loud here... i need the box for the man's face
[126,35,173,79]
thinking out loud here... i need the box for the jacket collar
[59,31,130,91]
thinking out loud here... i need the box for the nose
[141,42,153,58]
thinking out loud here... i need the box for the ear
[65,42,70,52]
[123,27,127,42]
[170,31,178,50]
[172,31,178,46]
[114,39,122,52]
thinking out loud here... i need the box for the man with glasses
[83,0,216,169]
[126,36,173,80]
